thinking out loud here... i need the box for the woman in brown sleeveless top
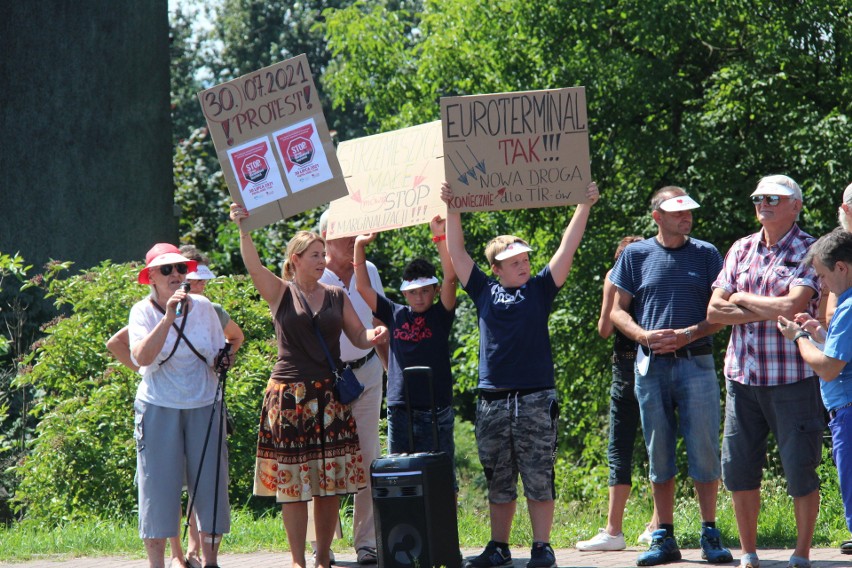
[230,203,388,568]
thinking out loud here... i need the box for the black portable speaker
[371,366,461,568]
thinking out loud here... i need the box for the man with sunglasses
[708,175,822,568]
[609,186,730,567]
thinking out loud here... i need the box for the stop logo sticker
[226,139,285,210]
[287,137,314,166]
[241,154,269,183]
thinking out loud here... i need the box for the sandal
[357,546,378,565]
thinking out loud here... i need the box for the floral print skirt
[253,376,367,502]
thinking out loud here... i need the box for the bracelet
[432,234,447,243]
[240,232,250,238]
[351,260,365,267]
[792,330,810,343]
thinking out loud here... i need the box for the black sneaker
[527,542,557,568]
[636,529,681,566]
[465,541,513,568]
[700,526,733,563]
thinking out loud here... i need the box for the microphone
[175,282,191,316]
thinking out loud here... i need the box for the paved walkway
[2,547,850,568]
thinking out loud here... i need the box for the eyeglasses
[751,195,787,206]
[157,263,188,276]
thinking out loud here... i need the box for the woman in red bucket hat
[127,243,231,568]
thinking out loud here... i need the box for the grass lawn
[1,420,848,561]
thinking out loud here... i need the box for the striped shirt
[712,224,819,387]
[609,236,722,347]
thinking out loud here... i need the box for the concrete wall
[0,1,176,272]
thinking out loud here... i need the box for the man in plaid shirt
[708,175,823,568]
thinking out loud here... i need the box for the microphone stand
[184,344,231,555]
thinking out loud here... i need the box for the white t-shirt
[129,294,226,409]
[320,262,384,362]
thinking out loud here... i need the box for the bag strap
[292,286,339,376]
[148,298,207,365]
[291,285,331,473]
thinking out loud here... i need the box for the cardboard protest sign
[198,54,347,231]
[325,120,446,239]
[440,87,590,212]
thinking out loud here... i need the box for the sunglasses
[157,263,188,276]
[751,195,787,206]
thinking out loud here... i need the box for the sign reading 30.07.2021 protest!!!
[198,54,347,231]
[440,87,591,212]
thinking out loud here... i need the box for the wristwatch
[792,330,810,343]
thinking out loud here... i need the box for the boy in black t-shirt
[354,216,458,480]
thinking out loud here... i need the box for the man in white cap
[838,182,852,232]
[708,175,822,568]
[610,186,731,566]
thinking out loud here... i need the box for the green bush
[0,254,72,523]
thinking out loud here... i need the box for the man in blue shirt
[778,228,852,557]
[610,186,731,566]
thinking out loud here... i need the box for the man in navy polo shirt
[610,186,731,566]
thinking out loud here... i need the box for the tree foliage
[321,0,852,496]
[5,0,852,523]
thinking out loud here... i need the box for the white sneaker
[637,525,655,545]
[576,528,626,551]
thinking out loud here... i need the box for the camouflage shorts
[475,388,558,503]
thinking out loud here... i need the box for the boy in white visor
[354,216,458,483]
[441,180,599,568]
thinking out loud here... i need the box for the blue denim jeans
[828,407,852,532]
[634,353,721,483]
[387,405,457,491]
[609,356,642,486]
[830,406,852,532]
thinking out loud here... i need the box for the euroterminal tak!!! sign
[440,87,592,212]
[198,54,347,231]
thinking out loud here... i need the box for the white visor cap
[658,195,700,212]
